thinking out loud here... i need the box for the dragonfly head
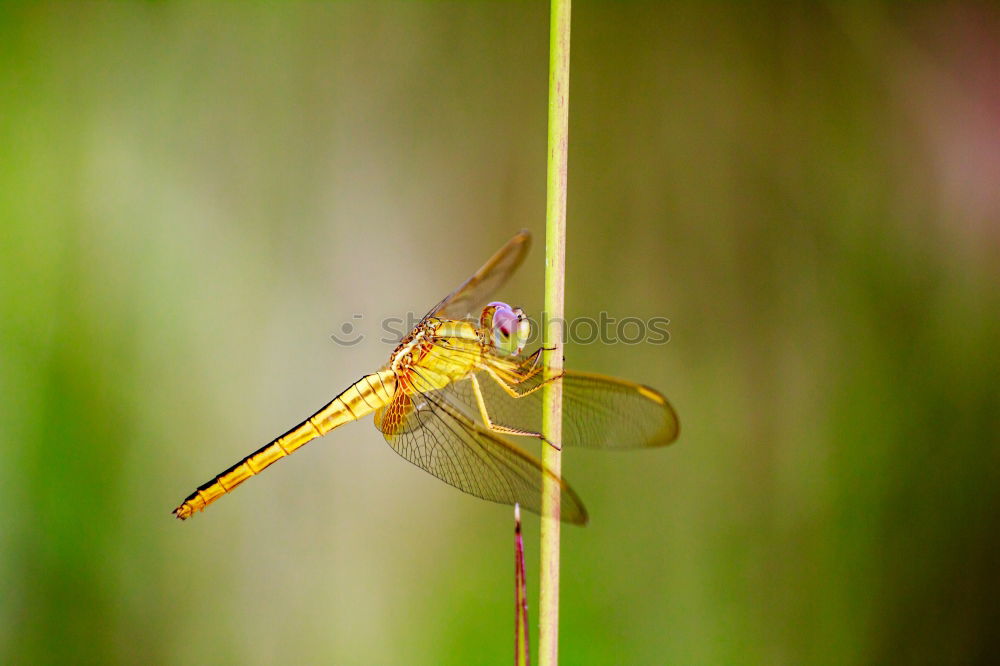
[481,301,530,356]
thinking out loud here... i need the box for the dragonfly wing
[373,386,423,435]
[377,376,588,525]
[512,369,679,449]
[422,341,679,449]
[424,230,531,322]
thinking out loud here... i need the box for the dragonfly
[173,230,679,524]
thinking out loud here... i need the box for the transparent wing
[422,230,531,322]
[422,340,680,449]
[373,366,588,525]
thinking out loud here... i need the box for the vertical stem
[539,0,570,664]
[515,504,530,666]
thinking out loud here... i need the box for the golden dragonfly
[173,231,678,524]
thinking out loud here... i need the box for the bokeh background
[2,3,999,664]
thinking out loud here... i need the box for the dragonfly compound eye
[481,301,529,356]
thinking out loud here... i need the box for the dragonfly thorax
[388,322,435,375]
[388,318,483,392]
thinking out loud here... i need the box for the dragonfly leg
[527,345,557,359]
[500,346,556,385]
[481,362,564,399]
[517,348,544,373]
[469,375,560,450]
[509,350,546,384]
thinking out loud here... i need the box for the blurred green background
[2,2,999,664]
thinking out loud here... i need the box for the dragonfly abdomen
[311,370,397,431]
[173,371,397,520]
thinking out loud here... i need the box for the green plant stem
[539,0,570,664]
